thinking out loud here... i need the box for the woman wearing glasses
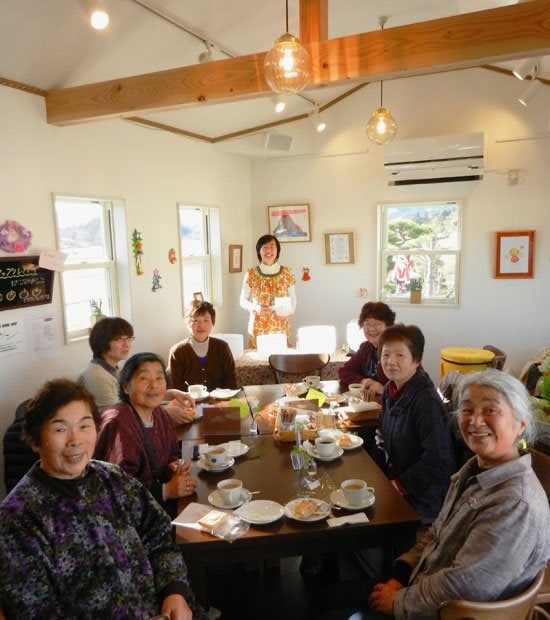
[80,317,194,423]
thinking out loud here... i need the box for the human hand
[165,389,196,410]
[368,581,401,615]
[160,593,193,620]
[165,403,195,425]
[362,379,384,395]
[164,461,196,499]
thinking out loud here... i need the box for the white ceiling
[1,0,548,157]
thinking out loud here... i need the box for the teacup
[189,384,208,399]
[217,478,243,505]
[304,375,320,388]
[205,446,228,468]
[341,479,375,506]
[315,436,336,457]
[348,383,364,398]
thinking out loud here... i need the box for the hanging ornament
[151,268,162,292]
[302,267,311,281]
[131,229,144,275]
[0,220,33,253]
[168,248,177,264]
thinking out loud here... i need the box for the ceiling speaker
[264,133,293,151]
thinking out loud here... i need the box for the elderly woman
[80,316,195,424]
[239,234,297,348]
[0,378,205,620]
[94,352,197,517]
[167,300,237,392]
[339,301,396,395]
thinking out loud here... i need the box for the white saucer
[284,498,330,522]
[323,393,347,405]
[197,455,236,472]
[235,499,284,525]
[210,388,240,399]
[330,488,375,510]
[208,488,252,509]
[338,434,364,450]
[218,441,250,458]
[305,443,344,462]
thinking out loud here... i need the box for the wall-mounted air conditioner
[383,132,484,185]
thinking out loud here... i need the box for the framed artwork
[193,291,204,302]
[0,255,54,311]
[228,244,243,273]
[267,204,311,243]
[495,230,535,279]
[324,232,355,265]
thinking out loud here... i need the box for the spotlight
[90,9,109,29]
[272,97,286,114]
[309,107,327,132]
[518,79,543,107]
[512,58,540,81]
[198,42,213,64]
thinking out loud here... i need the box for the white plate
[196,455,236,472]
[338,434,364,450]
[235,500,284,524]
[305,443,344,462]
[330,488,376,511]
[284,498,330,522]
[218,441,250,458]
[323,393,347,405]
[208,488,252,509]
[210,388,241,399]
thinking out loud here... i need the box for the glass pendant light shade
[264,32,310,94]
[366,106,398,144]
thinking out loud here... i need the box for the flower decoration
[131,229,144,275]
[0,220,32,253]
[151,268,162,293]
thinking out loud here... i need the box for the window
[178,204,222,313]
[53,195,128,342]
[378,201,462,306]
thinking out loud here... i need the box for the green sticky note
[228,398,249,419]
[306,388,326,406]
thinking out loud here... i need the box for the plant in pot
[409,277,423,304]
[90,299,104,325]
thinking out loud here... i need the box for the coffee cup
[304,375,320,388]
[217,478,243,505]
[205,445,227,468]
[189,384,207,399]
[315,436,336,457]
[341,479,375,506]
[348,383,364,398]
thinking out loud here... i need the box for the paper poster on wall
[0,318,25,358]
[28,312,58,361]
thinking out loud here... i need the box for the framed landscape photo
[324,232,355,265]
[267,204,311,243]
[495,230,535,279]
[228,244,243,273]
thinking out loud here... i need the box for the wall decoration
[152,268,163,292]
[168,248,177,264]
[302,267,311,281]
[131,229,144,275]
[267,204,311,243]
[193,292,204,302]
[495,230,535,279]
[229,244,243,273]
[0,220,32,254]
[0,255,54,311]
[324,232,355,265]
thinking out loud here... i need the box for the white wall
[250,68,550,381]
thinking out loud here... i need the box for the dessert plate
[196,455,235,472]
[218,441,250,458]
[235,500,284,524]
[338,434,364,450]
[208,489,252,510]
[210,388,241,399]
[305,443,344,462]
[284,498,330,522]
[323,393,347,405]
[330,489,375,511]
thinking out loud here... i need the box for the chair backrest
[3,399,39,493]
[256,333,288,357]
[346,319,365,353]
[296,325,337,354]
[214,333,244,360]
[438,566,546,620]
[483,344,507,370]
[268,353,330,384]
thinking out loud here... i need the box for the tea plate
[197,455,235,472]
[305,443,344,462]
[323,393,347,405]
[208,489,252,509]
[284,498,330,522]
[338,434,364,450]
[330,489,375,511]
[235,500,284,525]
[210,388,241,399]
[218,441,250,458]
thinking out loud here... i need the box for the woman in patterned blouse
[0,378,206,620]
[239,234,297,348]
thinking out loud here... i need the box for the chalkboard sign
[0,255,55,311]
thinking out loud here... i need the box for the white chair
[346,319,365,353]
[256,333,288,358]
[296,325,337,355]
[214,333,244,360]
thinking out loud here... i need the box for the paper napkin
[327,512,369,528]
[306,388,326,406]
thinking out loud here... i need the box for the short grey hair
[454,369,537,445]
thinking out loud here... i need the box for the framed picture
[495,230,535,279]
[324,232,355,265]
[267,204,311,243]
[228,244,243,273]
[193,291,204,302]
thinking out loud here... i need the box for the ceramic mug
[315,436,336,457]
[217,478,243,505]
[341,479,375,506]
[189,384,208,399]
[348,383,364,398]
[205,445,228,467]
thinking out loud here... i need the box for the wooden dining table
[174,383,420,604]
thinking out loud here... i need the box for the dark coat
[3,400,38,493]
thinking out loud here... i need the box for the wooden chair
[268,353,329,384]
[483,344,507,370]
[438,566,546,620]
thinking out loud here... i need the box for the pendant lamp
[264,0,310,95]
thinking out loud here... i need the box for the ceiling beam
[46,0,550,126]
[299,0,328,45]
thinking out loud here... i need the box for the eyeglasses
[112,336,135,343]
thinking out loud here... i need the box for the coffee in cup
[341,479,374,506]
[217,478,243,505]
[189,384,207,399]
[304,375,320,388]
[348,383,364,398]
[315,436,336,457]
[205,445,227,467]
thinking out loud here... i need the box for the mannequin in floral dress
[239,234,297,348]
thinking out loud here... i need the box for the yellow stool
[440,347,495,378]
